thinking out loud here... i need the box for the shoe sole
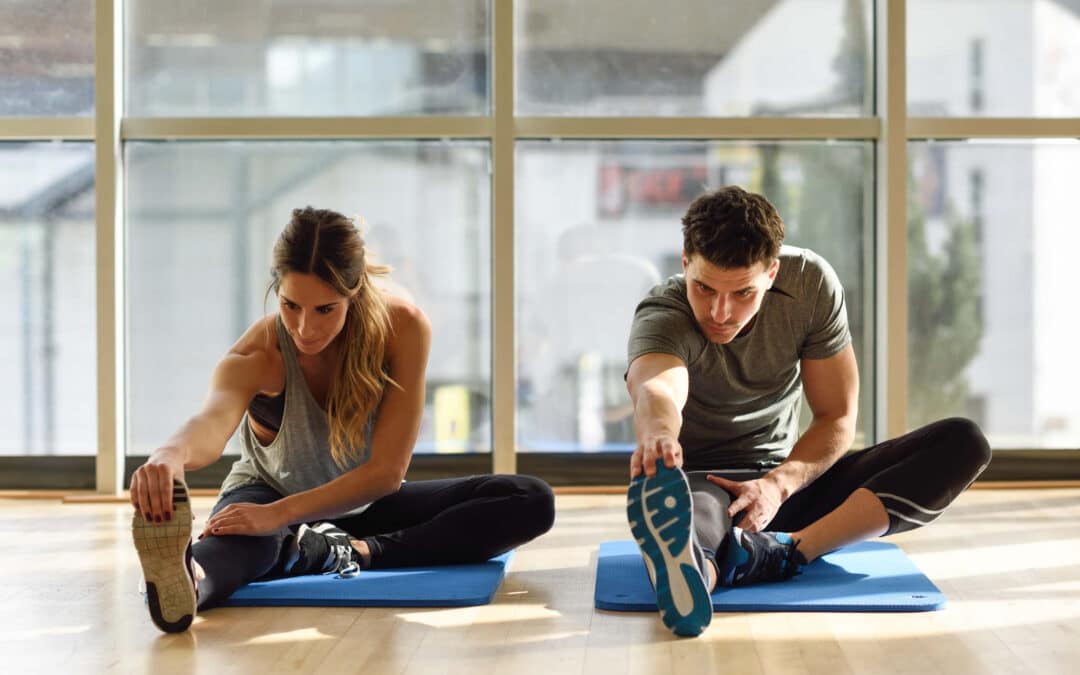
[627,465,712,637]
[132,479,196,633]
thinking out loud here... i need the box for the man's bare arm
[765,344,859,500]
[626,352,690,477]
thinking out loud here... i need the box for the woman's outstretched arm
[130,320,273,522]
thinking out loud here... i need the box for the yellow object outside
[434,385,470,454]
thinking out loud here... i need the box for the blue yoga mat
[222,552,513,608]
[595,541,944,612]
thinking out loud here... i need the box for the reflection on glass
[0,1,94,115]
[516,0,872,116]
[126,141,490,455]
[909,0,1080,116]
[126,1,488,116]
[0,143,96,455]
[516,140,873,452]
[908,141,1080,448]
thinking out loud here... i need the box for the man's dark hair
[681,186,785,269]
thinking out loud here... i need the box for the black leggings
[192,474,556,610]
[688,417,992,558]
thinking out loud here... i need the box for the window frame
[1,0,1078,490]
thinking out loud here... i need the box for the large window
[0,0,95,116]
[4,1,1078,485]
[909,0,1080,117]
[516,140,874,451]
[125,141,491,455]
[907,140,1080,448]
[125,0,489,116]
[516,0,872,116]
[0,142,96,455]
[906,0,1080,451]
[0,0,95,461]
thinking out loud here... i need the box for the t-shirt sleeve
[626,296,702,371]
[799,255,852,360]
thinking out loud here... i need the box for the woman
[130,207,555,633]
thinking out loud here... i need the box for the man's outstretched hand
[706,474,786,532]
[630,435,683,479]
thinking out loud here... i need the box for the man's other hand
[706,474,785,532]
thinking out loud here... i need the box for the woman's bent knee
[519,475,556,537]
[936,417,992,478]
[483,474,555,538]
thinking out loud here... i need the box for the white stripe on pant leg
[885,508,938,527]
[876,492,947,515]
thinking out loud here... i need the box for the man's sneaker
[627,461,713,637]
[282,522,359,576]
[716,527,807,587]
[132,479,197,633]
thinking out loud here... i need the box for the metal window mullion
[119,117,883,146]
[0,118,94,140]
[119,116,892,143]
[491,1,515,474]
[94,0,124,494]
[908,117,1080,139]
[878,0,907,442]
[514,117,880,140]
[121,117,492,140]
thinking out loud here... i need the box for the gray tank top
[220,317,376,516]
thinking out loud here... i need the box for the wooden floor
[2,489,1079,674]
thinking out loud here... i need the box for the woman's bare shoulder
[386,296,432,342]
[383,296,431,375]
[219,315,285,393]
[228,314,281,356]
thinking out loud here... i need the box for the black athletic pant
[687,417,992,559]
[192,474,555,610]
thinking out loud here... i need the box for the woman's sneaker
[626,461,713,637]
[716,527,807,587]
[132,479,197,633]
[282,522,359,576]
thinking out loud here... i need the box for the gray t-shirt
[627,245,850,470]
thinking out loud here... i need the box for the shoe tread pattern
[627,464,712,637]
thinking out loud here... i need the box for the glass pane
[517,140,874,452]
[516,0,872,116]
[0,142,96,455]
[126,1,488,116]
[0,1,94,115]
[908,140,1080,448]
[126,141,491,455]
[909,0,1080,116]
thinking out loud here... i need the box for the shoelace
[323,538,360,576]
[325,561,361,579]
[755,536,803,580]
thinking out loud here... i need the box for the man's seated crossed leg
[625,186,990,637]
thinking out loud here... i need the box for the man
[625,186,990,637]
